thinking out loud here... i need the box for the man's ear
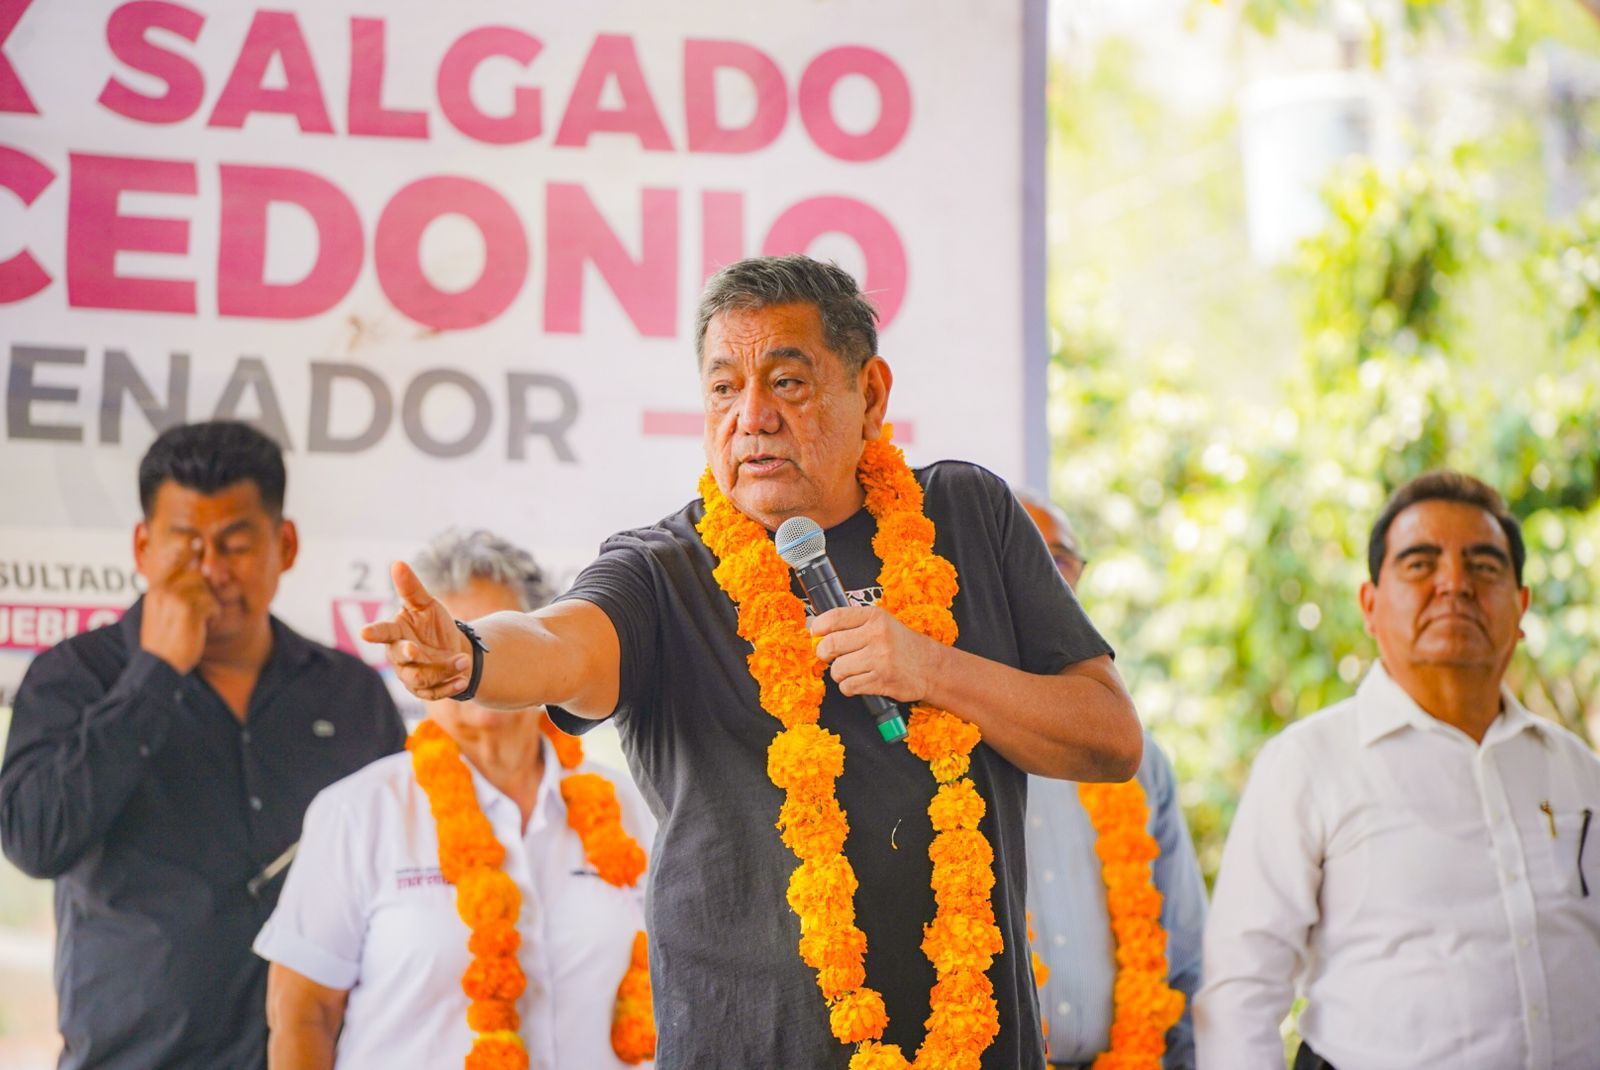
[1358,579,1377,637]
[133,521,152,579]
[860,356,893,438]
[277,518,299,573]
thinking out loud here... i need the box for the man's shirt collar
[1356,660,1546,747]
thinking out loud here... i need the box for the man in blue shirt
[1018,491,1207,1069]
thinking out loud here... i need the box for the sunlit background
[2,0,1598,1063]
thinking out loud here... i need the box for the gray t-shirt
[551,461,1111,1069]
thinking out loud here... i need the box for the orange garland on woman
[408,716,655,1069]
[696,427,1001,1070]
[537,714,656,1061]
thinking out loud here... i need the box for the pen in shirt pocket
[1540,800,1556,838]
[1579,807,1592,898]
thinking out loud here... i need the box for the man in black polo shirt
[0,421,406,1070]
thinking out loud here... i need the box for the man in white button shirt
[1196,471,1600,1070]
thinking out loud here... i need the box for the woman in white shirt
[255,531,656,1070]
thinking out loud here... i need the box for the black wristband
[450,619,489,702]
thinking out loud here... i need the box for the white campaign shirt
[254,740,656,1070]
[1196,664,1600,1070]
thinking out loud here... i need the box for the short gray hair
[694,255,880,377]
[410,529,553,611]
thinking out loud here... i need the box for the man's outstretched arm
[360,561,621,719]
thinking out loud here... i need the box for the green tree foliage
[1236,0,1600,64]
[1048,159,1600,879]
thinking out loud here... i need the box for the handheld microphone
[774,517,908,743]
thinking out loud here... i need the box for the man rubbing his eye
[1196,471,1600,1070]
[0,421,405,1070]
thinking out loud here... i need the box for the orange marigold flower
[1032,949,1052,988]
[411,739,467,781]
[537,712,585,770]
[468,921,520,959]
[893,604,960,646]
[467,997,518,1034]
[872,511,935,554]
[462,953,527,1002]
[1114,945,1167,978]
[406,718,451,748]
[465,1031,528,1070]
[749,630,824,686]
[849,1040,912,1070]
[759,674,827,729]
[905,708,981,765]
[557,773,647,887]
[767,725,846,793]
[738,590,808,642]
[927,828,995,871]
[611,1014,656,1066]
[455,868,520,929]
[559,774,623,833]
[1078,781,1148,828]
[787,855,859,918]
[1107,883,1164,920]
[435,816,505,883]
[929,752,972,783]
[816,960,870,1001]
[930,861,997,913]
[828,986,889,1044]
[583,822,648,887]
[628,930,649,969]
[921,913,1004,974]
[798,922,868,973]
[923,970,1000,1051]
[611,930,655,1064]
[713,543,789,602]
[917,1026,991,1070]
[1100,862,1158,898]
[1094,827,1159,867]
[927,780,987,832]
[778,795,850,859]
[878,556,959,614]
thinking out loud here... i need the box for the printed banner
[0,0,1044,701]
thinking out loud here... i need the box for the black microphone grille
[774,517,826,567]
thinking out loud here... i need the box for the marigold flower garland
[1075,780,1185,1069]
[536,715,656,1061]
[1026,781,1184,1068]
[407,716,655,1070]
[695,427,1002,1070]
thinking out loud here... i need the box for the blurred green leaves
[1047,154,1600,880]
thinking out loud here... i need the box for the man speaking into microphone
[364,255,1141,1070]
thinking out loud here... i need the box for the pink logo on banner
[331,598,390,666]
[0,603,125,652]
